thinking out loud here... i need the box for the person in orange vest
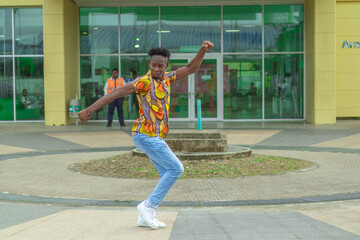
[104,68,126,127]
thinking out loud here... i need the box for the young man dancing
[78,40,214,229]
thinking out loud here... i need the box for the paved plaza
[0,121,359,239]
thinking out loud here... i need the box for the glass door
[168,56,222,121]
[167,59,190,120]
[190,57,222,121]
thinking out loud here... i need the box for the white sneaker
[137,201,159,229]
[137,214,166,228]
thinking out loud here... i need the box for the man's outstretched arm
[78,83,135,122]
[175,41,214,80]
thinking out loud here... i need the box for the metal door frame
[169,53,223,121]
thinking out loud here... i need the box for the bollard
[197,99,202,130]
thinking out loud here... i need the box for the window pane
[166,59,189,119]
[0,57,13,120]
[0,9,12,55]
[80,8,118,54]
[14,8,43,55]
[120,55,149,120]
[161,6,221,53]
[264,5,304,52]
[80,56,118,120]
[120,7,159,53]
[15,57,44,120]
[195,59,218,118]
[223,5,262,53]
[224,55,262,119]
[264,54,304,119]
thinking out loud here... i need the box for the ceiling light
[225,30,240,33]
[156,30,171,33]
[134,44,140,48]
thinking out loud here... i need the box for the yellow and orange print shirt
[131,70,177,139]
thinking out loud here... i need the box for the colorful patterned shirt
[131,70,177,139]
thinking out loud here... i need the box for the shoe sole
[137,222,165,228]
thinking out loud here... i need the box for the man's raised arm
[78,83,135,122]
[175,41,214,80]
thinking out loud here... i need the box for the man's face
[22,90,27,96]
[112,70,118,79]
[149,55,168,79]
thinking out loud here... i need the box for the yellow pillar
[43,0,79,126]
[0,0,43,6]
[305,0,337,124]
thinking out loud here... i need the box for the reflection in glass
[161,6,221,53]
[264,5,304,52]
[15,57,44,120]
[120,7,159,53]
[120,55,149,120]
[223,55,262,119]
[223,5,262,53]
[80,8,118,54]
[264,54,304,119]
[167,59,189,119]
[0,58,13,120]
[14,8,43,55]
[80,56,119,120]
[0,9,12,55]
[195,59,217,118]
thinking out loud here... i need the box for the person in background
[104,68,126,127]
[21,89,42,109]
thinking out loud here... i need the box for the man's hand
[201,41,214,51]
[77,83,136,124]
[176,41,215,80]
[78,109,91,123]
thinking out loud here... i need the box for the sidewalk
[0,120,359,239]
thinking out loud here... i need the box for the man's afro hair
[148,47,171,59]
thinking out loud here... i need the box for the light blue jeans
[132,133,184,209]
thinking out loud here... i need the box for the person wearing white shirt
[21,89,42,109]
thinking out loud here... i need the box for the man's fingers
[203,41,214,50]
[78,110,89,122]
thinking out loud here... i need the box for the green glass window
[223,5,262,53]
[224,55,262,119]
[264,5,304,52]
[194,59,218,118]
[120,7,159,53]
[167,59,189,119]
[120,55,149,120]
[161,6,221,53]
[14,8,43,55]
[264,54,304,119]
[0,9,12,55]
[80,8,118,54]
[0,57,13,120]
[80,56,118,120]
[15,57,44,120]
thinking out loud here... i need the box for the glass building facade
[0,8,44,121]
[0,4,304,122]
[79,4,304,121]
